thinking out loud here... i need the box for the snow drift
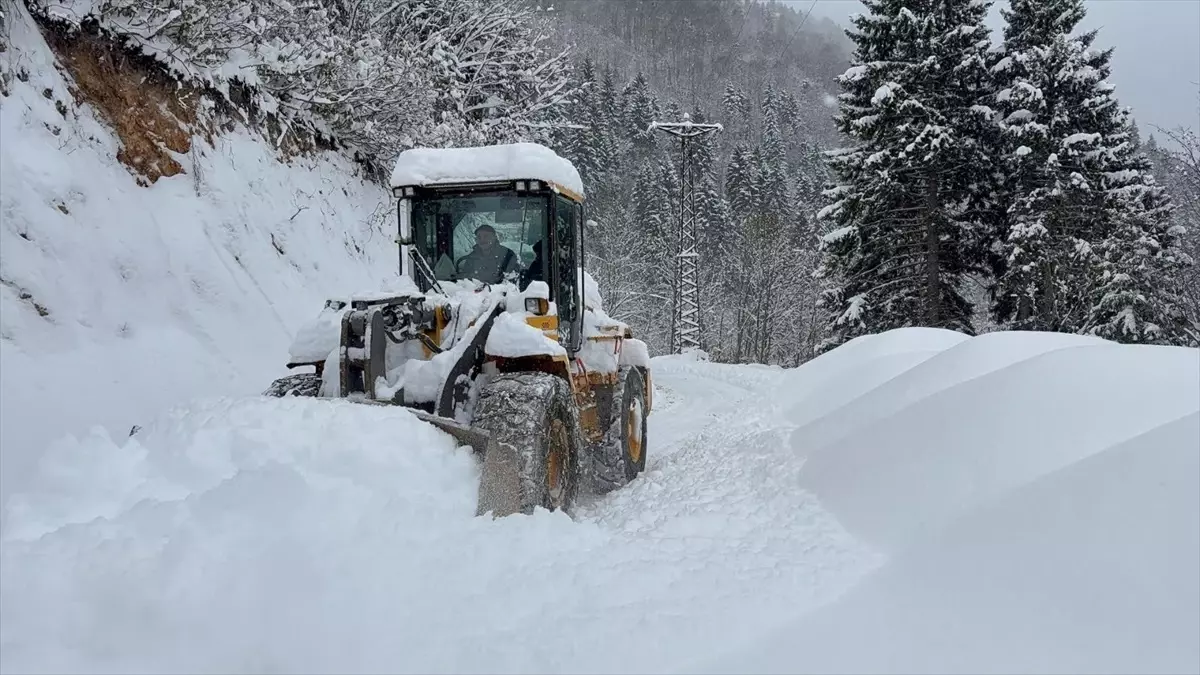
[691,328,1200,675]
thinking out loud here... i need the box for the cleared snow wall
[0,4,397,501]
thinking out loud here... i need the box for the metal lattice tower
[651,115,722,354]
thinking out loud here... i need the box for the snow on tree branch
[27,0,578,165]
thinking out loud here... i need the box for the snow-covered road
[0,356,878,675]
[3,332,1198,675]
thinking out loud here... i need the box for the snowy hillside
[0,3,396,501]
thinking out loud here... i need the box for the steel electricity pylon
[651,114,722,354]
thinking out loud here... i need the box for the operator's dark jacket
[456,244,521,284]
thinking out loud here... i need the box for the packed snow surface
[389,142,585,197]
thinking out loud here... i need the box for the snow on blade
[390,142,585,197]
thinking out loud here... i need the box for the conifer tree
[1083,121,1196,344]
[816,0,997,351]
[990,0,1108,331]
[569,58,608,186]
[689,107,731,260]
[722,84,752,142]
[623,72,658,158]
[991,0,1195,343]
[759,86,790,223]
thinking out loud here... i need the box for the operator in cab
[456,223,522,284]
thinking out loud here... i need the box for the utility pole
[651,114,722,354]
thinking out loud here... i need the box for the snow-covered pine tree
[688,107,731,260]
[564,58,614,195]
[599,65,623,146]
[1082,118,1196,344]
[759,84,791,224]
[816,0,997,351]
[623,72,658,159]
[725,144,759,218]
[1154,119,1200,328]
[719,142,757,361]
[989,0,1108,332]
[722,83,752,143]
[779,89,803,141]
[686,106,733,354]
[991,0,1194,344]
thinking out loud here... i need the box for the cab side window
[554,196,581,350]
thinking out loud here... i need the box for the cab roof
[390,142,585,200]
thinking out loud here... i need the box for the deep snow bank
[0,5,395,501]
[0,396,486,673]
[0,356,877,675]
[692,328,1200,675]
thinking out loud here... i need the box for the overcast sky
[790,0,1200,137]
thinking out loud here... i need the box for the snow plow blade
[409,411,522,518]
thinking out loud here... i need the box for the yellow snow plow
[264,143,652,517]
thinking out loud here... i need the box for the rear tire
[587,366,648,495]
[471,372,581,514]
[264,373,321,397]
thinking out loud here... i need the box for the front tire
[471,372,581,514]
[587,366,648,495]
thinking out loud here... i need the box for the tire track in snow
[568,356,884,673]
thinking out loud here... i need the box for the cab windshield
[411,192,549,287]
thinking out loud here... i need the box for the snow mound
[780,327,969,427]
[390,142,585,197]
[1,397,475,542]
[688,328,1200,675]
[790,330,1112,461]
[0,396,487,672]
[696,412,1200,675]
[797,340,1200,551]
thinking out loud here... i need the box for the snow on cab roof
[390,142,585,198]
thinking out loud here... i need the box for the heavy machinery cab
[397,180,584,353]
